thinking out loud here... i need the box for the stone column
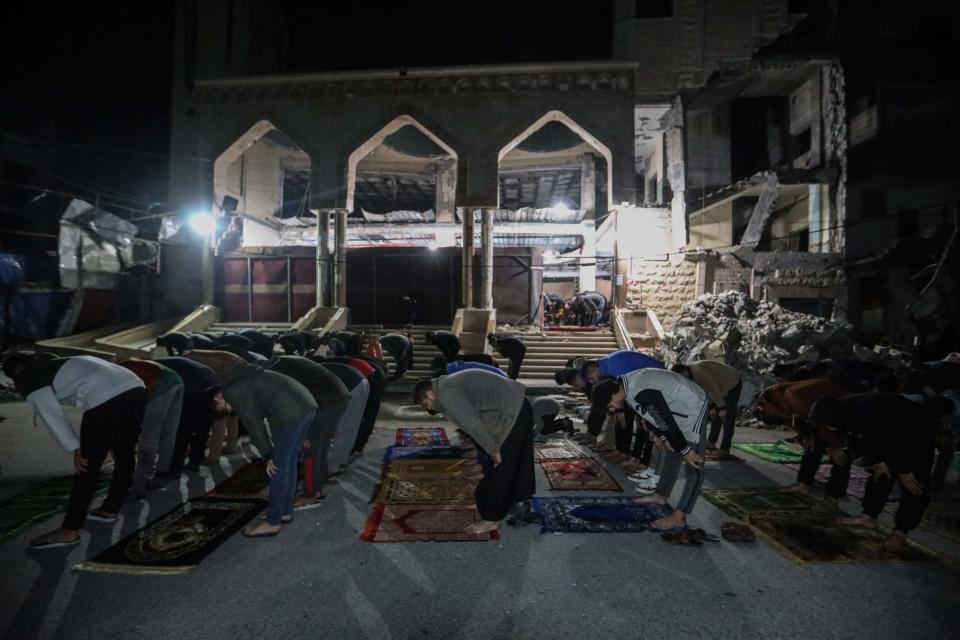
[434,159,457,223]
[579,221,596,292]
[200,239,215,305]
[461,209,475,308]
[613,210,629,308]
[334,209,347,307]
[480,208,494,309]
[580,153,596,220]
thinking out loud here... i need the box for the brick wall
[626,257,698,328]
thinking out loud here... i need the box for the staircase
[205,321,294,336]
[349,324,449,380]
[350,325,620,383]
[514,330,620,380]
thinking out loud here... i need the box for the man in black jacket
[809,393,955,550]
[487,333,527,380]
[424,330,461,362]
[155,357,222,476]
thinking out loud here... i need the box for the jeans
[135,382,184,489]
[64,388,146,530]
[708,380,742,450]
[266,411,315,525]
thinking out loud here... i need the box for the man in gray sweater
[413,369,536,534]
[217,364,317,537]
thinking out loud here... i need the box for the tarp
[58,199,138,289]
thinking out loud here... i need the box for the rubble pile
[668,291,853,378]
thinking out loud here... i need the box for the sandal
[661,531,703,546]
[242,526,280,538]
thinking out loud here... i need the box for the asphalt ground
[1,394,958,640]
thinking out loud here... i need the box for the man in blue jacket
[581,350,664,386]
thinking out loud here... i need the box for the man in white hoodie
[606,368,709,531]
[4,352,146,549]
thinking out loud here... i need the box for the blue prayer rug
[531,496,673,534]
[395,427,450,446]
[383,445,463,462]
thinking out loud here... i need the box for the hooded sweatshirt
[222,363,317,458]
[622,368,708,455]
[431,369,526,457]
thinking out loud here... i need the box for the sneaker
[630,476,660,490]
[634,486,657,496]
[86,509,119,523]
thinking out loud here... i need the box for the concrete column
[480,208,494,309]
[319,211,331,306]
[580,153,597,220]
[461,209,475,308]
[613,210,629,308]
[579,220,596,292]
[200,240,215,305]
[334,209,347,306]
[434,159,457,223]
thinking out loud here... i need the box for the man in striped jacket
[606,368,709,531]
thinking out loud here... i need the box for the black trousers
[631,427,653,465]
[796,445,852,499]
[475,400,535,521]
[63,388,146,530]
[861,451,934,533]
[169,392,213,473]
[615,417,633,454]
[506,353,526,380]
[707,381,742,450]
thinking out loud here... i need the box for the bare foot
[838,513,877,529]
[633,494,668,505]
[466,473,485,481]
[813,497,841,513]
[463,519,500,535]
[243,521,282,537]
[881,530,908,552]
[30,527,81,548]
[652,510,688,531]
[785,482,811,494]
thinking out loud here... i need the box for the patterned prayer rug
[74,497,266,575]
[395,427,450,447]
[372,476,476,504]
[383,445,463,462]
[207,460,268,498]
[531,496,671,534]
[359,503,499,542]
[534,440,586,461]
[732,441,804,463]
[746,512,944,565]
[539,458,622,492]
[1,475,111,544]
[383,458,474,480]
[702,487,818,519]
[814,464,871,500]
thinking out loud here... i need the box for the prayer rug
[383,458,474,480]
[207,460,268,498]
[395,427,450,447]
[746,512,944,565]
[74,497,266,575]
[702,487,818,519]
[360,503,499,542]
[531,496,671,534]
[372,476,476,504]
[539,458,622,492]
[732,441,803,463]
[534,440,586,461]
[383,445,463,462]
[1,475,111,544]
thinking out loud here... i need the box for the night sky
[0,2,613,213]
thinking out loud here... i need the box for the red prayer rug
[539,458,622,492]
[534,440,587,461]
[359,503,500,542]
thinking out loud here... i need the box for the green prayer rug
[732,441,803,463]
[702,487,817,519]
[1,475,111,544]
[74,497,266,575]
[747,512,945,565]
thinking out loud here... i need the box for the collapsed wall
[667,290,853,380]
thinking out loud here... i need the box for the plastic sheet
[58,199,137,289]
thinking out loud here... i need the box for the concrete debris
[667,291,853,380]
